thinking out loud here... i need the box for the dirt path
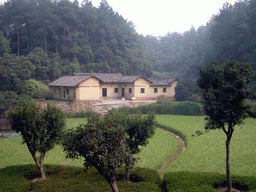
[156,128,186,177]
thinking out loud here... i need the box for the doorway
[102,88,107,97]
[122,88,125,97]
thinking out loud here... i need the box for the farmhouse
[48,73,178,101]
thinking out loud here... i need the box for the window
[102,88,107,97]
[129,88,132,93]
[163,88,166,92]
[114,88,118,93]
[67,89,69,94]
[141,88,145,93]
[154,88,158,93]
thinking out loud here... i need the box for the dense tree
[0,53,35,91]
[174,79,197,101]
[62,115,132,192]
[20,79,49,99]
[7,100,66,180]
[107,112,156,182]
[197,60,254,192]
[0,91,31,117]
[0,31,10,56]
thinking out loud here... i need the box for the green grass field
[1,115,256,191]
[0,118,177,170]
[155,115,256,177]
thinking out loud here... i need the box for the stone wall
[91,101,154,113]
[37,100,156,113]
[37,100,103,113]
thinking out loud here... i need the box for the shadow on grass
[0,164,162,192]
[2,165,256,191]
[162,171,256,192]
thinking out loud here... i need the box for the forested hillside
[0,0,152,89]
[1,0,256,96]
[145,0,256,81]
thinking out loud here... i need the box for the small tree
[107,112,156,182]
[7,100,66,180]
[62,115,132,192]
[197,60,254,192]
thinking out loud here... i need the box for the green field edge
[155,123,187,146]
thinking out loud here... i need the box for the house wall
[134,78,151,99]
[49,77,178,101]
[149,80,178,98]
[76,77,100,100]
[168,80,178,97]
[49,86,76,100]
[99,83,134,100]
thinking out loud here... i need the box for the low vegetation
[110,101,203,116]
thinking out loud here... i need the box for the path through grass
[156,115,256,177]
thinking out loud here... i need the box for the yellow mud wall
[168,80,178,97]
[76,77,100,100]
[149,80,178,98]
[134,78,151,99]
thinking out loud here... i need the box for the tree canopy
[7,100,66,180]
[0,0,152,79]
[62,115,132,192]
[197,60,254,192]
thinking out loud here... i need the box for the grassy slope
[156,115,256,176]
[0,118,177,170]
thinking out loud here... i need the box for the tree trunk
[56,27,59,53]
[44,34,48,55]
[32,152,46,180]
[30,23,33,51]
[108,172,119,192]
[226,137,232,192]
[124,164,130,183]
[85,25,88,46]
[39,165,46,179]
[225,123,234,192]
[17,25,20,56]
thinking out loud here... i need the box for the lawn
[156,115,256,177]
[0,117,177,192]
[1,115,256,191]
[0,118,177,170]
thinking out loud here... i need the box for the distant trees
[197,60,254,192]
[0,0,152,79]
[174,79,197,101]
[7,100,66,180]
[144,0,256,82]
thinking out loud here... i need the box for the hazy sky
[0,0,238,37]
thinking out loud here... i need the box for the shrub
[111,101,203,116]
[0,91,32,117]
[139,101,203,116]
[20,79,50,99]
[156,95,170,104]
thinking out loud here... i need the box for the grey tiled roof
[121,75,146,83]
[48,75,91,87]
[148,78,177,86]
[49,73,177,87]
[74,73,123,83]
